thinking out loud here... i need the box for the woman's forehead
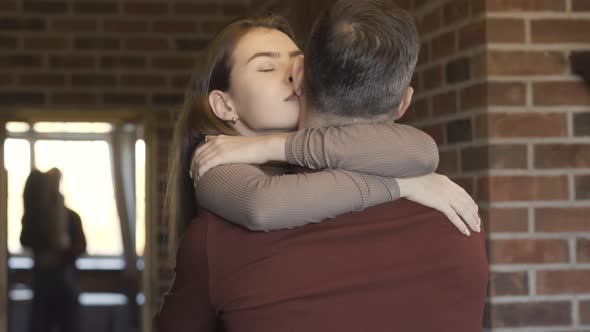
[233,28,299,63]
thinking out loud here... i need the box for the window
[4,122,145,257]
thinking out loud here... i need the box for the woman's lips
[284,92,299,102]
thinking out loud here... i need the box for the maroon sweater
[155,198,489,332]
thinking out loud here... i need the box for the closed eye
[259,69,275,72]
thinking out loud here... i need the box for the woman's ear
[208,90,236,122]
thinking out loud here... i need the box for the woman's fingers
[441,206,471,236]
[449,197,480,233]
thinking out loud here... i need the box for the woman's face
[225,28,302,135]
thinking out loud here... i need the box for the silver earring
[232,117,238,124]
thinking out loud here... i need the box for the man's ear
[293,55,304,97]
[208,90,236,122]
[395,86,414,121]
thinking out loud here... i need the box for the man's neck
[300,105,395,129]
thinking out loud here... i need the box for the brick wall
[399,0,590,330]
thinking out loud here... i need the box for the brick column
[400,0,590,330]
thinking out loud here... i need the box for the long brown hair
[165,15,295,243]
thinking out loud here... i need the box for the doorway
[0,110,158,332]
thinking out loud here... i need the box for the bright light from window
[34,140,123,256]
[4,139,31,254]
[135,139,146,257]
[33,122,112,134]
[5,122,30,133]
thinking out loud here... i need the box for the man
[155,1,488,331]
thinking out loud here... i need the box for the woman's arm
[192,122,439,179]
[286,122,439,178]
[195,163,399,231]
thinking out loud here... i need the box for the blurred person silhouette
[20,168,86,332]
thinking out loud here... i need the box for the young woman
[166,15,480,238]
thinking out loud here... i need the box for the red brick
[488,302,571,328]
[446,118,472,144]
[103,93,146,105]
[537,208,590,232]
[126,38,169,51]
[51,92,97,105]
[0,55,43,68]
[173,2,217,15]
[449,176,476,197]
[532,19,590,43]
[422,124,445,146]
[477,113,567,139]
[51,18,97,32]
[459,20,485,50]
[403,97,430,123]
[573,0,590,11]
[0,17,45,31]
[171,75,191,89]
[446,57,470,83]
[100,56,145,69]
[74,37,119,50]
[103,19,148,34]
[153,21,197,34]
[488,82,527,106]
[220,3,248,16]
[535,144,590,169]
[537,270,590,294]
[0,74,13,86]
[124,2,169,16]
[443,0,471,25]
[0,1,17,12]
[0,36,18,49]
[20,74,66,87]
[534,81,590,106]
[490,239,569,264]
[480,208,529,233]
[487,18,525,43]
[423,65,444,89]
[437,149,459,175]
[486,51,566,76]
[576,175,590,200]
[432,91,457,117]
[478,176,569,202]
[489,271,529,296]
[73,2,119,14]
[487,0,566,12]
[0,92,45,105]
[579,238,590,263]
[23,36,68,50]
[462,144,528,171]
[49,55,95,69]
[462,82,527,110]
[151,56,196,70]
[431,31,456,60]
[23,1,68,14]
[581,300,590,324]
[71,74,116,87]
[120,75,167,88]
[416,7,441,35]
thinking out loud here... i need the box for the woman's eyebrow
[247,50,303,63]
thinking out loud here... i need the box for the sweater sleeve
[285,122,439,178]
[195,164,399,231]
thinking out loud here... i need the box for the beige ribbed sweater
[195,122,439,231]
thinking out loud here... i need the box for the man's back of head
[303,0,420,124]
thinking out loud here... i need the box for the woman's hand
[190,133,290,179]
[396,173,481,236]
